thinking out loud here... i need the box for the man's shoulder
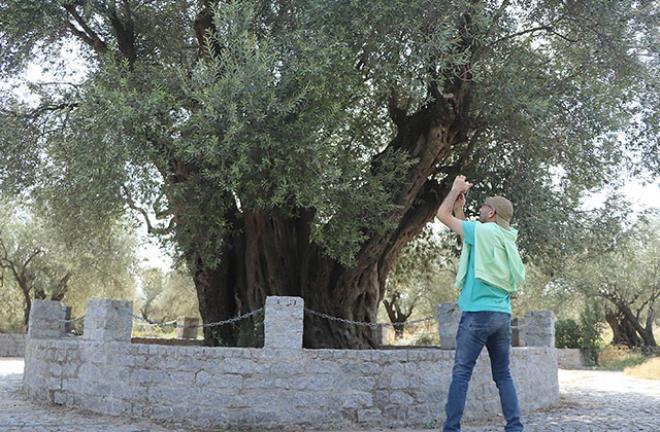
[474,221,498,233]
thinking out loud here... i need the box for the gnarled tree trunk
[605,309,641,347]
[178,120,460,348]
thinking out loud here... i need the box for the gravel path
[1,358,658,431]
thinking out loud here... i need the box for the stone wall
[24,298,559,429]
[0,333,25,357]
[556,348,587,369]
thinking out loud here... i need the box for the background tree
[563,215,659,348]
[382,225,457,337]
[0,197,138,329]
[0,202,74,325]
[137,266,200,324]
[1,1,657,347]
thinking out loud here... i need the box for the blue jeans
[443,311,523,432]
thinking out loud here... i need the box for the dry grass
[597,345,647,371]
[624,357,660,380]
[598,345,660,380]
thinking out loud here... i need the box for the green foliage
[0,196,138,324]
[555,311,604,356]
[579,300,606,364]
[136,266,199,322]
[560,213,660,346]
[555,319,581,349]
[383,226,458,321]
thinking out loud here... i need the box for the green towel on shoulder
[455,222,525,293]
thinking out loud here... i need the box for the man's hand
[452,175,473,194]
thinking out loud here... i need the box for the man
[435,175,525,432]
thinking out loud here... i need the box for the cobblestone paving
[1,358,658,431]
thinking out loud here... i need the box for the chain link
[304,308,436,329]
[131,315,177,327]
[131,309,265,329]
[305,308,530,330]
[195,308,264,329]
[61,315,85,324]
[63,308,528,330]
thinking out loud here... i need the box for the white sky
[582,179,660,212]
[3,43,659,271]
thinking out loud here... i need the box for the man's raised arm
[436,175,472,237]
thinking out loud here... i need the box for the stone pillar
[83,299,133,342]
[176,316,199,340]
[512,318,525,347]
[522,310,556,347]
[437,303,461,349]
[372,325,386,346]
[264,296,303,350]
[27,300,67,339]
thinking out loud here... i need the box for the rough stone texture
[0,333,25,357]
[23,339,558,429]
[83,299,132,342]
[511,318,524,347]
[27,300,67,339]
[372,326,384,346]
[556,348,587,369]
[437,303,461,349]
[264,296,304,349]
[4,359,659,432]
[175,317,199,340]
[522,310,556,347]
[22,296,559,430]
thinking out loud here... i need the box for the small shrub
[413,331,436,346]
[555,319,581,349]
[578,301,605,365]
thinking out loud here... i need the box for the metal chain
[61,315,85,324]
[195,308,264,329]
[305,308,530,330]
[131,309,265,329]
[64,308,528,330]
[304,308,436,329]
[131,315,177,327]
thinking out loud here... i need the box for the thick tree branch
[63,5,109,54]
[107,4,138,66]
[489,26,578,46]
[21,249,42,276]
[122,185,176,235]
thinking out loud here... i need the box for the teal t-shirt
[457,221,512,314]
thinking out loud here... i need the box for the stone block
[522,310,556,347]
[83,299,132,342]
[264,296,303,350]
[176,316,199,340]
[28,300,67,339]
[512,317,524,346]
[437,303,461,349]
[372,325,385,346]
